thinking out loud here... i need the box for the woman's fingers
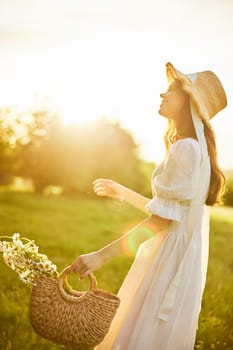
[65,264,90,281]
[93,179,115,189]
[80,269,92,279]
[71,260,80,274]
[70,257,86,274]
[93,179,117,197]
[79,267,86,275]
[93,187,107,196]
[93,186,106,192]
[93,178,113,185]
[69,251,104,280]
[93,185,112,197]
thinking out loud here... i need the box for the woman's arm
[68,214,171,278]
[98,214,170,263]
[93,178,151,214]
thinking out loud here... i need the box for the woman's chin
[159,108,166,117]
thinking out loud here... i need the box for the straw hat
[165,62,227,121]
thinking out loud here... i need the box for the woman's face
[159,80,188,119]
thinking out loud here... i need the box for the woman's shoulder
[172,137,199,147]
[169,138,201,161]
[170,138,200,151]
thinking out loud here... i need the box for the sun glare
[0,25,231,167]
[52,95,104,125]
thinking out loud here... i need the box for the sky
[0,0,233,169]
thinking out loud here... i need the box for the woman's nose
[160,93,165,99]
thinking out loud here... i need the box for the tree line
[0,107,154,197]
[0,106,232,206]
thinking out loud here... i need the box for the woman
[68,62,227,349]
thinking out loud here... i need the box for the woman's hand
[93,178,125,201]
[67,251,104,279]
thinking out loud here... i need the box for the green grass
[195,206,233,350]
[0,192,232,350]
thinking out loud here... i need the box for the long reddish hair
[163,102,225,206]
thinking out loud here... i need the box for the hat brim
[165,62,227,121]
[165,62,210,121]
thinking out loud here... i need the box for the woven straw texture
[30,270,120,350]
[166,62,227,121]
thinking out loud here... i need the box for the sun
[53,94,104,125]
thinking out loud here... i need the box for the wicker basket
[30,267,121,350]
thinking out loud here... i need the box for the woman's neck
[174,109,197,141]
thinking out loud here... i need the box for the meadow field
[0,192,232,350]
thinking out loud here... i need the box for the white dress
[95,138,210,350]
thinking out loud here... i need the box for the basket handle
[59,266,97,291]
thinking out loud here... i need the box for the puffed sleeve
[146,139,201,222]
